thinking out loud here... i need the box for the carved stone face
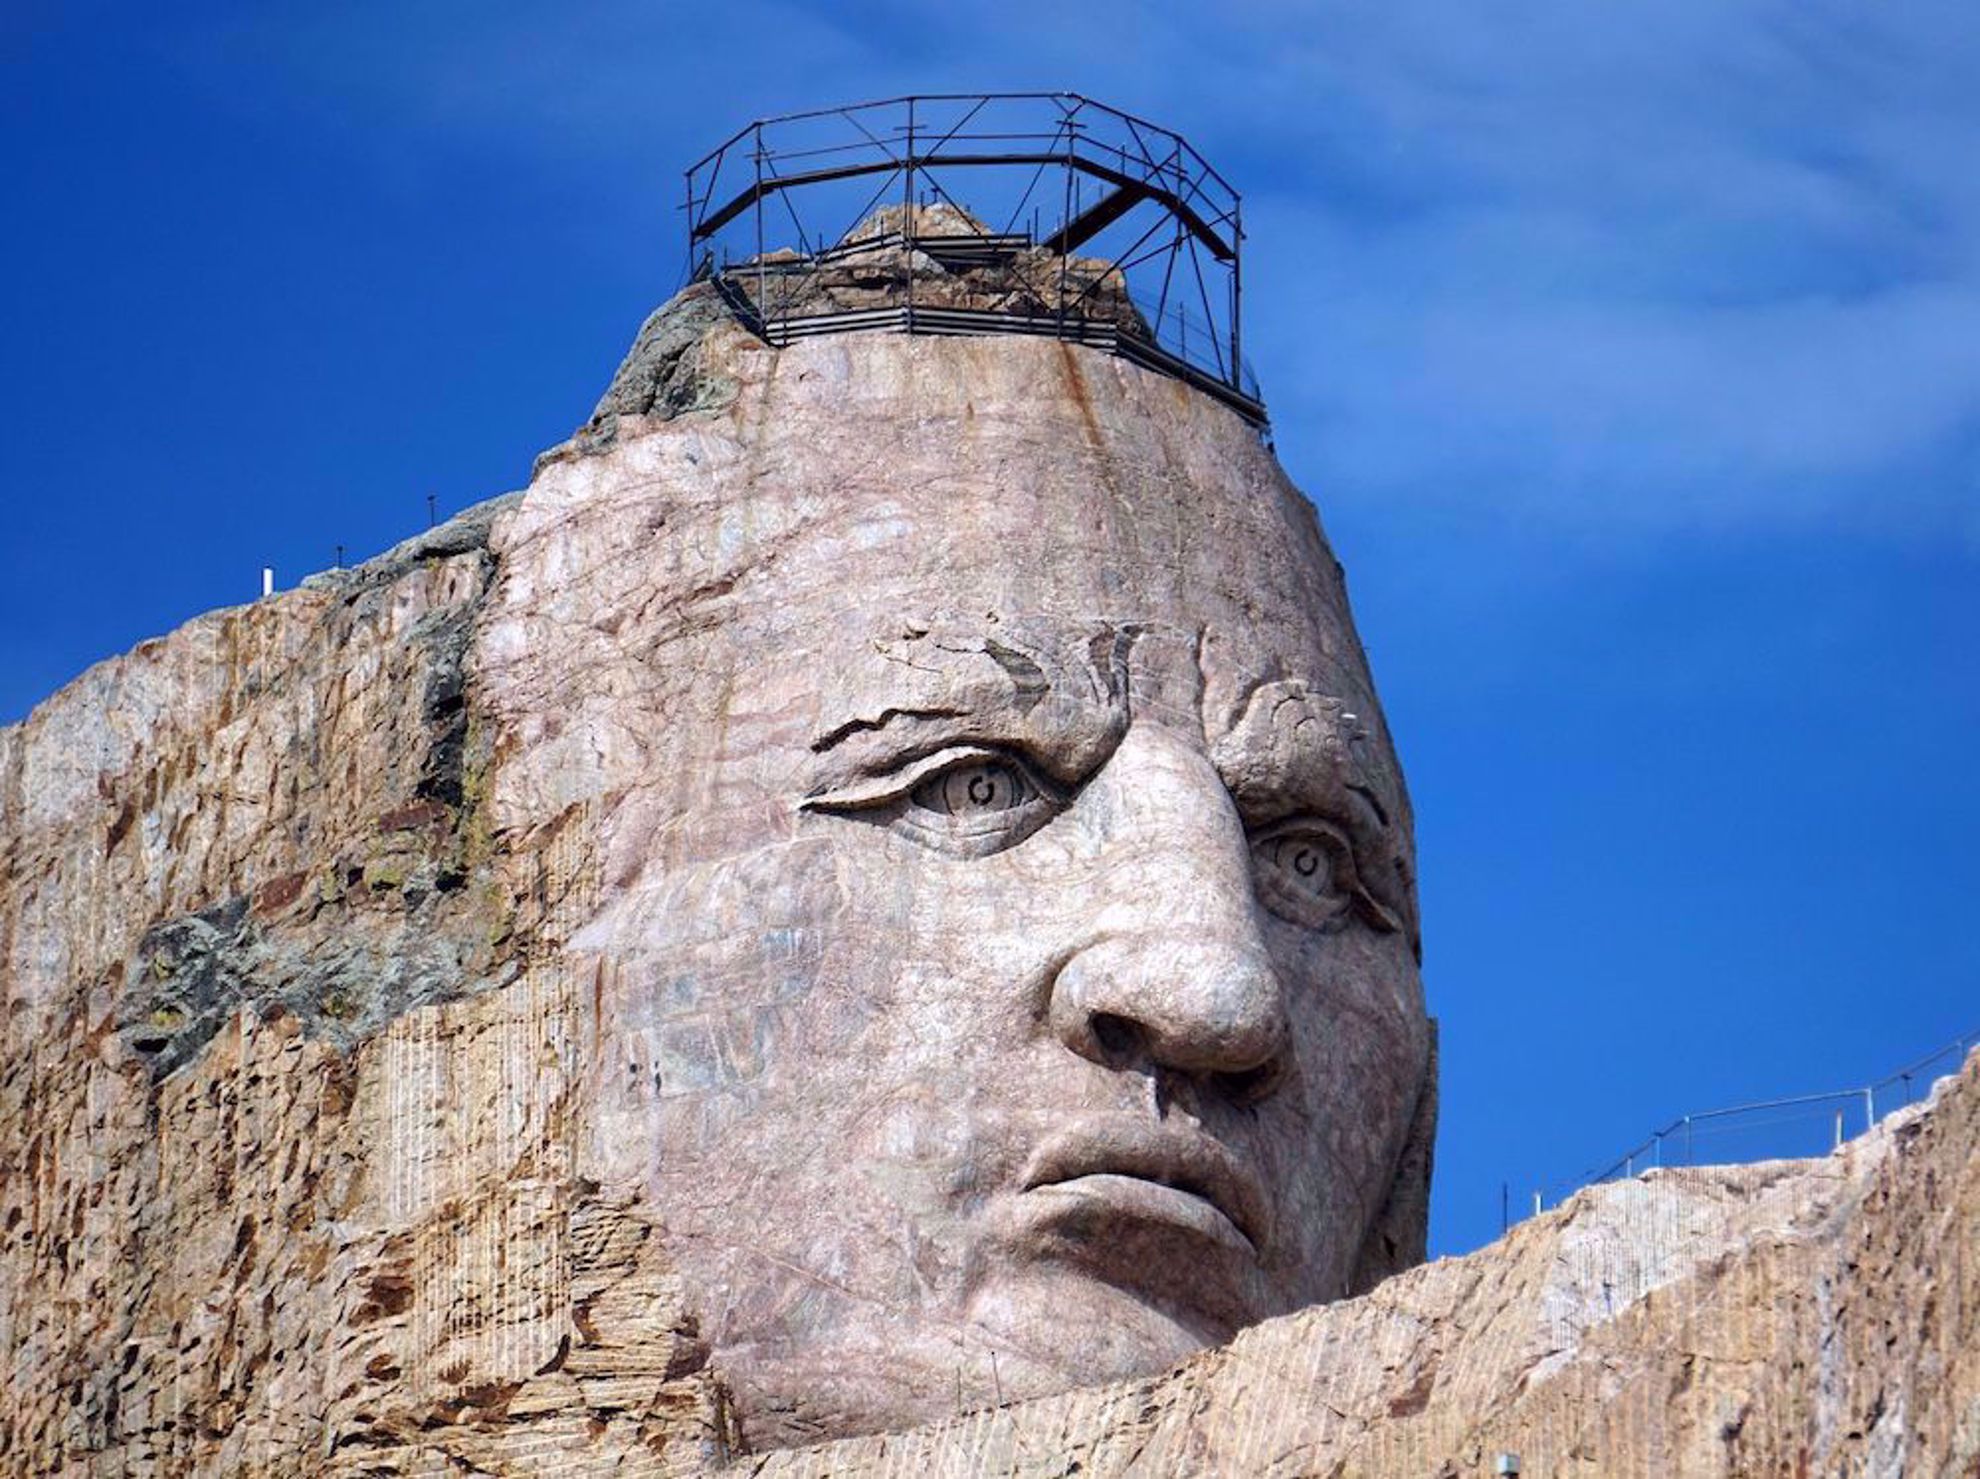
[492,332,1431,1446]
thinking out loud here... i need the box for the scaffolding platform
[684,94,1266,427]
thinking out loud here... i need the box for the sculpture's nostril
[1089,1013,1142,1064]
[1214,1061,1281,1108]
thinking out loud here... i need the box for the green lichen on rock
[362,858,409,891]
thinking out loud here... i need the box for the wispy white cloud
[1177,3,1980,535]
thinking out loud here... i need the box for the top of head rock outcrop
[569,201,1151,460]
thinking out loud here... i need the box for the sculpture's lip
[1018,1117,1268,1256]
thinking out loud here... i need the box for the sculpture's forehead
[738,394,1349,642]
[706,443,1404,831]
[747,473,1368,712]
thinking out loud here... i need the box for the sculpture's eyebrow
[1208,676,1417,940]
[1210,685,1347,804]
[805,624,1129,788]
[1208,681,1403,846]
[811,634,1047,754]
[810,703,977,757]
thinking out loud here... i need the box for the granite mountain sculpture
[4,182,1976,1477]
[0,206,1434,1465]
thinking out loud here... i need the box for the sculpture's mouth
[1018,1117,1268,1257]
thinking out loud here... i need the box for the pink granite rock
[1,285,1433,1467]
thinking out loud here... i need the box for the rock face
[3,273,1973,1477]
[2,495,739,1473]
[492,321,1436,1448]
[2,278,1434,1469]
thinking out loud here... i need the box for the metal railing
[1514,1026,1978,1224]
[681,94,1264,424]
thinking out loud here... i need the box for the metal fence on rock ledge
[1512,1025,1979,1228]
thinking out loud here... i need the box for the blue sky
[4,2,1976,1257]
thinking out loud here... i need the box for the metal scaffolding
[683,93,1264,426]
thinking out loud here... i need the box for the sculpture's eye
[910,760,1031,817]
[1250,823,1355,931]
[895,752,1057,854]
[804,746,1062,858]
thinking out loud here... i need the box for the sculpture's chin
[966,1264,1227,1377]
[719,1268,1244,1453]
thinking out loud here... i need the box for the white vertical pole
[261,567,274,598]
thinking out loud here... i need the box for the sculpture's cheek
[576,819,1069,1285]
[1255,923,1427,1295]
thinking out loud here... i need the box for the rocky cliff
[2,281,1974,1476]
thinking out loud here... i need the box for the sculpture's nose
[1047,724,1292,1104]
